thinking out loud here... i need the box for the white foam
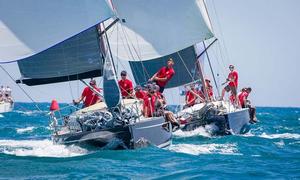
[15,110,48,116]
[16,127,35,134]
[169,143,241,155]
[0,114,4,118]
[274,140,285,148]
[173,126,212,138]
[0,139,88,157]
[259,133,300,140]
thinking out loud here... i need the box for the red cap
[50,99,59,111]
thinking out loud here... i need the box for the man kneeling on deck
[142,84,179,129]
[73,79,102,108]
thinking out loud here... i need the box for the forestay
[0,0,113,63]
[16,26,103,86]
[108,0,214,61]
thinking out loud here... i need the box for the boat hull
[0,102,13,113]
[180,106,251,135]
[52,117,172,149]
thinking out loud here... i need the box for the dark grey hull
[52,116,172,149]
[180,108,251,135]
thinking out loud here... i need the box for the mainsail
[16,26,103,86]
[107,0,214,61]
[0,0,113,63]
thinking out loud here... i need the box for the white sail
[0,0,113,63]
[107,0,214,61]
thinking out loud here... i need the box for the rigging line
[196,38,218,59]
[203,41,220,97]
[177,51,195,82]
[119,24,150,80]
[113,22,137,84]
[0,65,42,112]
[211,0,232,64]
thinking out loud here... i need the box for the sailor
[185,84,197,107]
[221,65,238,104]
[153,84,180,129]
[73,79,102,108]
[238,87,251,108]
[134,85,147,100]
[238,87,257,123]
[142,84,156,117]
[149,58,175,93]
[118,70,134,99]
[205,79,214,101]
[0,86,3,96]
[5,86,12,97]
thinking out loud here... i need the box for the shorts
[224,85,237,95]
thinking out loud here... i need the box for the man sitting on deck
[149,58,175,93]
[238,87,257,123]
[73,79,102,108]
[118,70,134,99]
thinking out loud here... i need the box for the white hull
[0,102,13,113]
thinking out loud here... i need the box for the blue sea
[0,103,299,179]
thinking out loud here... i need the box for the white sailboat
[0,0,252,148]
[0,102,13,114]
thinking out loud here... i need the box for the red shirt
[229,94,236,104]
[143,94,156,117]
[228,70,238,87]
[118,79,133,97]
[186,90,196,106]
[238,91,249,107]
[155,66,175,87]
[135,90,147,100]
[82,86,101,107]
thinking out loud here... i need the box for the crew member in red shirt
[135,85,147,100]
[118,70,133,99]
[149,58,175,93]
[73,79,102,108]
[238,87,252,108]
[185,84,197,107]
[143,85,156,117]
[205,79,214,101]
[221,65,238,103]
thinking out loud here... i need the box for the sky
[0,0,299,107]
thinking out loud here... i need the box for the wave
[14,110,48,116]
[173,124,219,138]
[169,143,241,156]
[259,133,300,140]
[16,127,35,134]
[0,139,88,157]
[0,114,4,118]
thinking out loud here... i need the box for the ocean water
[0,103,299,179]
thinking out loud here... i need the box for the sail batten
[0,0,113,63]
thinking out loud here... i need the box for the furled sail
[16,26,103,86]
[103,56,121,109]
[129,46,199,88]
[107,0,214,61]
[0,0,113,63]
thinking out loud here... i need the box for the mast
[195,48,209,102]
[203,41,220,97]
